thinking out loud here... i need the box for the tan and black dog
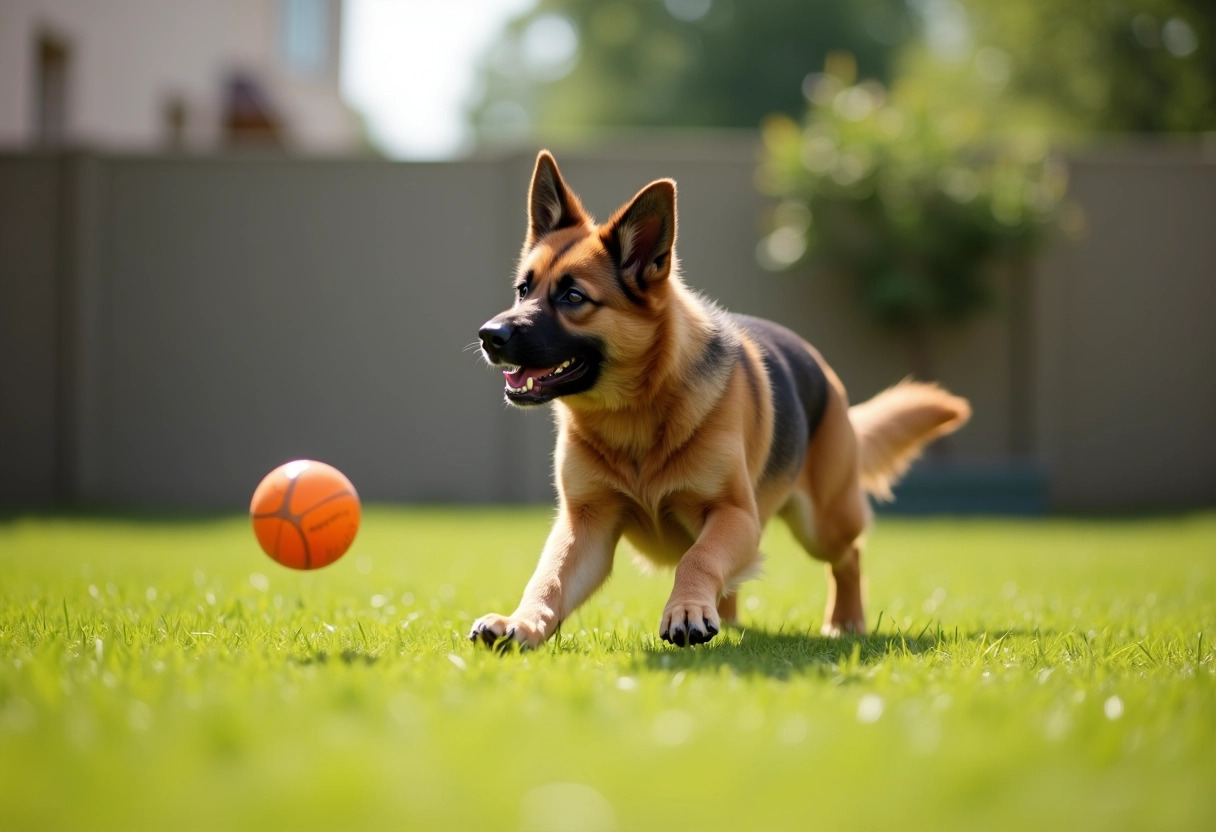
[471,151,969,649]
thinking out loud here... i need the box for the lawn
[1,509,1213,831]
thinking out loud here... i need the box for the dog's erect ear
[600,179,677,291]
[526,151,588,246]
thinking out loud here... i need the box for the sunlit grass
[1,509,1213,831]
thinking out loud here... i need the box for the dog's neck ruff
[560,286,739,461]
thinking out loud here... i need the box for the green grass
[1,509,1214,832]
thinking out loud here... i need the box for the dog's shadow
[634,626,1038,680]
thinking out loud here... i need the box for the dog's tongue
[504,366,556,387]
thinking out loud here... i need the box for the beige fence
[2,138,1213,511]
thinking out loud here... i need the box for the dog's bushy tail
[849,380,971,501]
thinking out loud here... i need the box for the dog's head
[479,151,678,408]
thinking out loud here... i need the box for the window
[280,0,330,76]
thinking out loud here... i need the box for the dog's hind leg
[780,386,872,636]
[779,485,869,635]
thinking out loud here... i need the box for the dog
[470,151,970,649]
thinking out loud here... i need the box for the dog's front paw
[468,613,547,650]
[659,602,720,647]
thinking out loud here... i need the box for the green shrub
[758,53,1068,330]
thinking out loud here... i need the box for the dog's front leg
[660,501,760,647]
[470,501,621,649]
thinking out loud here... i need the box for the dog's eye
[516,284,528,300]
[561,289,586,305]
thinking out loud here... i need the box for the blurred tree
[758,53,1068,376]
[756,0,1213,377]
[470,0,915,144]
[932,0,1216,133]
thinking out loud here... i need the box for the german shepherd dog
[471,151,969,649]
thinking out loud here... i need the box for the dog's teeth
[526,377,534,391]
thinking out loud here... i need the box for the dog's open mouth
[503,357,590,403]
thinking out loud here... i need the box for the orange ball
[250,460,361,570]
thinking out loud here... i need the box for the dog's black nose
[479,320,514,351]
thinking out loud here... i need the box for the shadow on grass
[633,628,932,679]
[636,626,1050,680]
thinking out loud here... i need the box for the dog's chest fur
[612,478,714,565]
[561,406,745,565]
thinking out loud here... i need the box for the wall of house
[0,0,356,153]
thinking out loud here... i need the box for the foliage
[470,0,914,145]
[471,0,1216,145]
[945,0,1216,133]
[2,509,1215,830]
[759,54,1068,330]
[757,0,1214,330]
